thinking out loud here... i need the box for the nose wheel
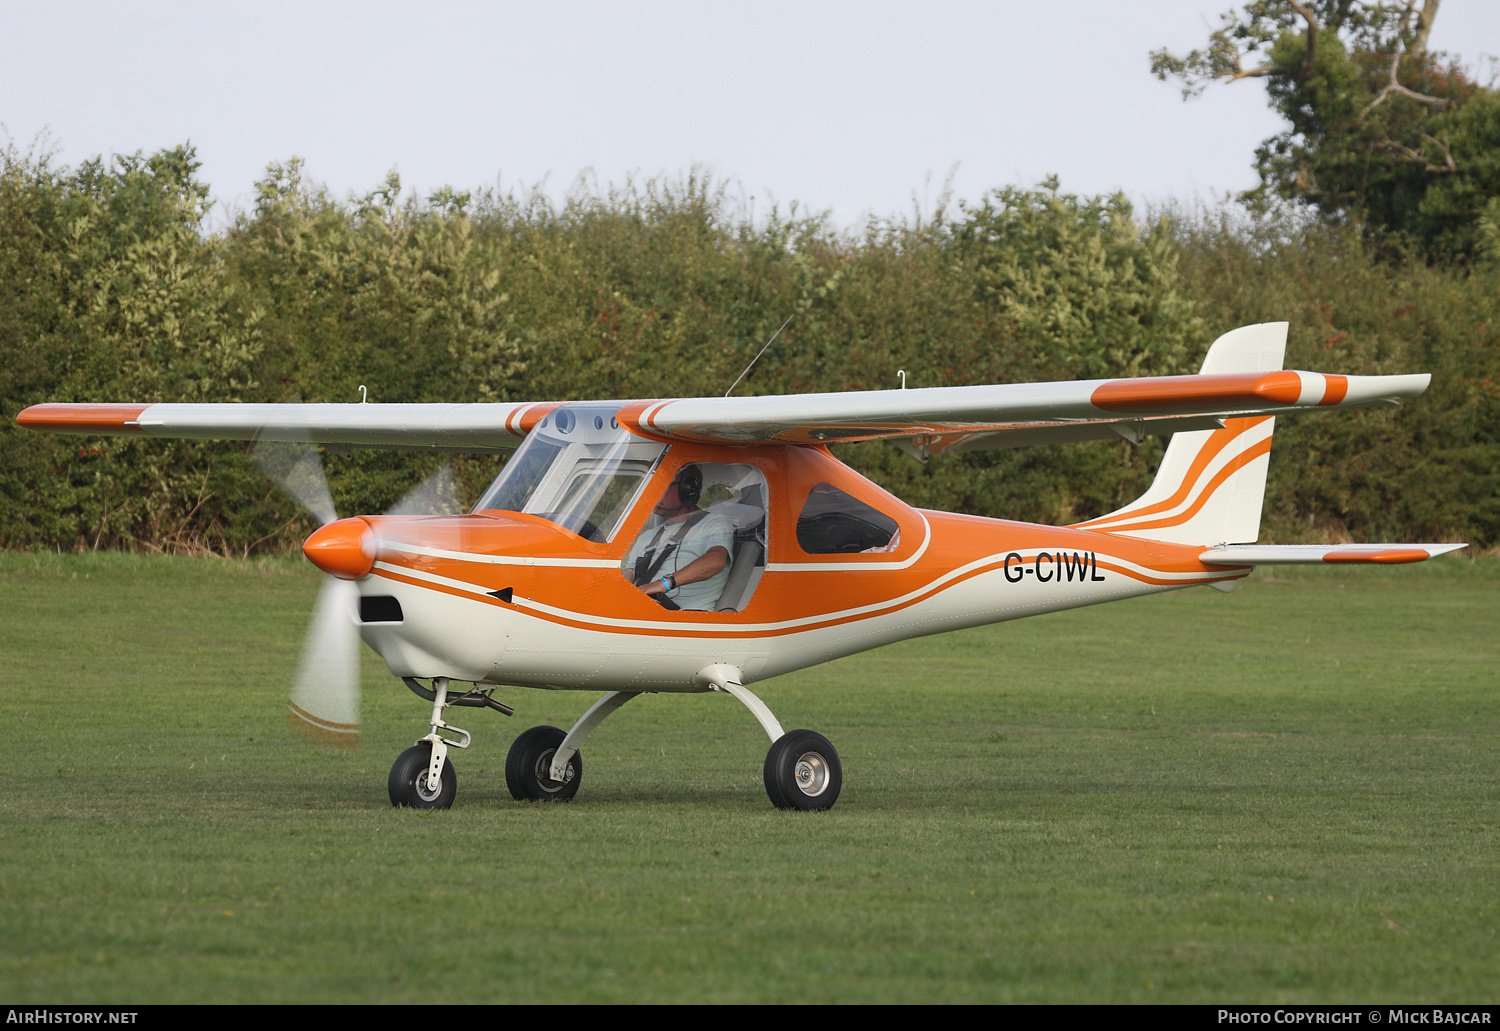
[389,742,457,809]
[388,676,506,810]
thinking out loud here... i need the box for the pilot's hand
[640,576,671,596]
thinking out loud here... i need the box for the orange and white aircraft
[17,321,1465,811]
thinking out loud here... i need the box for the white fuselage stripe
[372,542,1224,636]
[376,542,619,568]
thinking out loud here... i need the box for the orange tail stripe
[1074,416,1269,529]
[1086,436,1272,534]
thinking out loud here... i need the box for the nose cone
[304,517,377,580]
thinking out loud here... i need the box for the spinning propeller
[254,442,458,748]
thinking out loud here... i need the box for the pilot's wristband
[659,576,674,592]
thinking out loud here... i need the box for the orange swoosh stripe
[375,555,1239,640]
[1074,416,1269,529]
[1086,436,1273,535]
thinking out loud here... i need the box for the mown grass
[0,553,1495,1003]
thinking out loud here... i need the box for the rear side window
[796,483,900,554]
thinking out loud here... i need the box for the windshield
[473,403,668,542]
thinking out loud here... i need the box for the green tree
[0,142,266,550]
[841,180,1204,527]
[1152,1,1499,261]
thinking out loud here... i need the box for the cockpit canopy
[472,403,667,542]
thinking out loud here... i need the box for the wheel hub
[793,751,829,796]
[415,771,443,802]
[534,748,574,791]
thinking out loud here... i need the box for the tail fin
[1075,322,1287,546]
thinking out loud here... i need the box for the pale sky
[4,1,1496,227]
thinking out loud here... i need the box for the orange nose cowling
[303,517,377,580]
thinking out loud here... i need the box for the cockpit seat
[709,482,768,612]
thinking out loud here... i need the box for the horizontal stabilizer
[1200,543,1468,566]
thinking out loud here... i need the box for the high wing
[15,324,1430,456]
[623,321,1424,455]
[14,401,557,452]
[625,367,1427,456]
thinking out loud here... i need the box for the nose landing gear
[388,677,512,809]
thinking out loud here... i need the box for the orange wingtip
[1323,548,1430,564]
[15,403,150,433]
[1091,372,1302,415]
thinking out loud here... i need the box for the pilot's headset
[674,464,703,509]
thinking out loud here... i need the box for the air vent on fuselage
[359,596,403,623]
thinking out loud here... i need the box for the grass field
[0,552,1496,1003]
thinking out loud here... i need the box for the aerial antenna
[725,315,794,397]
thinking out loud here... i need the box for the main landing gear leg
[507,691,641,802]
[694,663,843,812]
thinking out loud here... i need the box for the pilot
[622,464,734,611]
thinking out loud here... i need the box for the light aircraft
[17,321,1465,811]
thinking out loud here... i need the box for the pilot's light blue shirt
[621,511,735,611]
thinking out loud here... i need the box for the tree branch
[1362,0,1449,117]
[1388,131,1456,172]
[1367,79,1452,112]
[1409,0,1440,56]
[1288,1,1319,78]
[1229,63,1280,83]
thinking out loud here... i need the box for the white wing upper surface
[16,324,1431,454]
[629,371,1427,453]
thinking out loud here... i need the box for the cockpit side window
[621,463,769,613]
[796,482,901,554]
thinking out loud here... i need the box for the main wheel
[506,725,582,802]
[388,743,457,809]
[764,730,842,811]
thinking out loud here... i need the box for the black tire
[506,725,581,802]
[763,730,842,811]
[388,743,457,809]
